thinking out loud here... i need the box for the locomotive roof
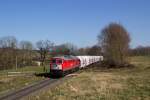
[53,55,78,60]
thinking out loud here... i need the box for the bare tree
[63,43,78,55]
[19,41,33,66]
[50,44,70,56]
[0,36,18,70]
[0,36,17,48]
[50,43,78,56]
[98,23,130,67]
[87,45,102,55]
[77,47,89,55]
[36,40,54,71]
[20,41,33,50]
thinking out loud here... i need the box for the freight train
[50,55,103,76]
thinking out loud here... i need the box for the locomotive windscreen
[52,59,56,63]
[51,59,62,64]
[57,60,62,64]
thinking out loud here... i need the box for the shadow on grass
[35,72,62,79]
[82,62,135,73]
[35,72,50,77]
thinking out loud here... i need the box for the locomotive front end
[50,58,64,76]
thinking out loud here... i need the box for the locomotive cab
[50,58,64,76]
[51,58,63,70]
[50,56,80,76]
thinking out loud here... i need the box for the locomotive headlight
[52,64,62,70]
[57,65,62,69]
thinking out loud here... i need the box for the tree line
[0,22,149,70]
[0,36,101,70]
[129,46,150,56]
[0,36,35,70]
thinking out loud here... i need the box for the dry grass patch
[0,66,49,95]
[25,71,127,100]
[24,56,150,100]
[0,75,44,95]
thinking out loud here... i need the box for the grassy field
[0,65,50,95]
[0,65,50,74]
[24,56,150,100]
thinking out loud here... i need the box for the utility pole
[16,56,17,70]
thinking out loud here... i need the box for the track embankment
[0,76,71,100]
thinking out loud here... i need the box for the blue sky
[0,0,150,48]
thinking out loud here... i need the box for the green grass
[0,65,50,74]
[0,65,50,95]
[24,56,150,100]
[0,75,44,95]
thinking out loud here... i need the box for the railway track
[0,63,99,100]
[0,77,68,100]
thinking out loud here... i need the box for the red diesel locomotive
[50,55,80,76]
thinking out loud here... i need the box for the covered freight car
[76,56,103,68]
